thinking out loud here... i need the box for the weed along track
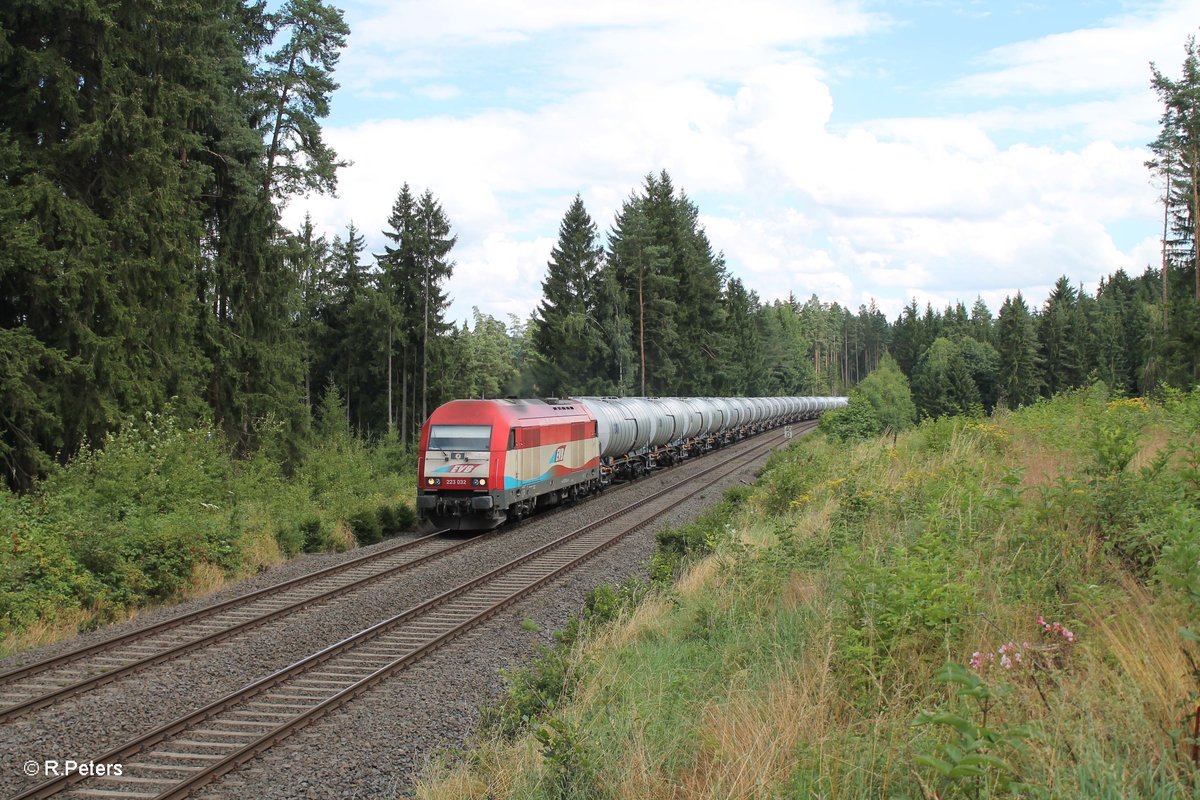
[11,426,805,800]
[0,531,484,722]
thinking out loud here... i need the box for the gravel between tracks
[0,431,801,798]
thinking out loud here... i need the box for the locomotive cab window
[428,425,492,451]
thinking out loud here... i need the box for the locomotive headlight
[426,477,436,486]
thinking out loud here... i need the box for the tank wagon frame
[416,395,846,531]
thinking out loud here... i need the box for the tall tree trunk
[401,347,408,447]
[1162,166,1171,331]
[423,260,429,425]
[1193,153,1199,302]
[263,51,297,196]
[638,265,646,397]
[386,323,393,435]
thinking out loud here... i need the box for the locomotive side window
[428,425,492,451]
[508,428,516,450]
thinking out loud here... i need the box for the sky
[280,0,1199,328]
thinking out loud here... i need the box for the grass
[0,408,418,658]
[413,384,1200,799]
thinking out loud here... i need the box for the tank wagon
[416,395,847,531]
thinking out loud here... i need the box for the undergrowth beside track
[0,391,416,656]
[414,384,1200,799]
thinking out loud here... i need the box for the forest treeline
[3,4,1200,493]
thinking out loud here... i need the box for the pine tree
[287,213,332,412]
[0,0,288,485]
[717,278,765,395]
[376,184,456,439]
[995,293,1042,408]
[891,300,925,377]
[912,338,981,418]
[414,190,457,424]
[532,195,605,396]
[1038,276,1083,395]
[258,0,349,200]
[969,297,994,345]
[663,180,727,395]
[607,180,677,395]
[377,185,419,440]
[325,222,378,429]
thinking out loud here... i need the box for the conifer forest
[2,2,1199,497]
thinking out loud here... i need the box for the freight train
[415,395,847,531]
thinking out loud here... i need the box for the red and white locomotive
[415,395,846,531]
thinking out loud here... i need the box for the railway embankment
[0,398,417,658]
[415,384,1200,798]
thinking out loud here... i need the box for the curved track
[13,423,812,800]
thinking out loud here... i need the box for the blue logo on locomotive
[549,445,566,464]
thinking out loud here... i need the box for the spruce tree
[1038,276,1083,395]
[377,185,419,440]
[0,0,287,485]
[532,195,605,396]
[607,181,677,395]
[912,338,981,418]
[995,293,1042,408]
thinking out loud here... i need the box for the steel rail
[14,421,813,800]
[0,415,812,725]
[0,530,486,722]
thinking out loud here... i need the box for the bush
[300,516,331,553]
[348,508,383,546]
[378,502,416,534]
[819,396,880,442]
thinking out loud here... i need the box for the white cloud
[950,0,1200,97]
[284,1,1172,328]
[414,84,462,101]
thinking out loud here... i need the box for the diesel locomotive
[415,395,846,530]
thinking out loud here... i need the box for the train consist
[416,395,847,531]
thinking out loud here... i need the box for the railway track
[13,422,811,800]
[0,531,485,723]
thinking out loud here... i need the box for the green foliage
[0,398,416,644]
[258,0,349,200]
[913,664,1039,797]
[650,487,748,582]
[819,395,881,442]
[347,509,383,546]
[913,337,982,419]
[996,293,1043,409]
[483,578,649,738]
[533,717,600,800]
[533,196,611,396]
[855,354,917,433]
[839,534,975,696]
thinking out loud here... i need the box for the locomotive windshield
[428,425,492,451]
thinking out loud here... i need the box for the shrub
[379,502,416,534]
[348,508,383,546]
[819,396,881,442]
